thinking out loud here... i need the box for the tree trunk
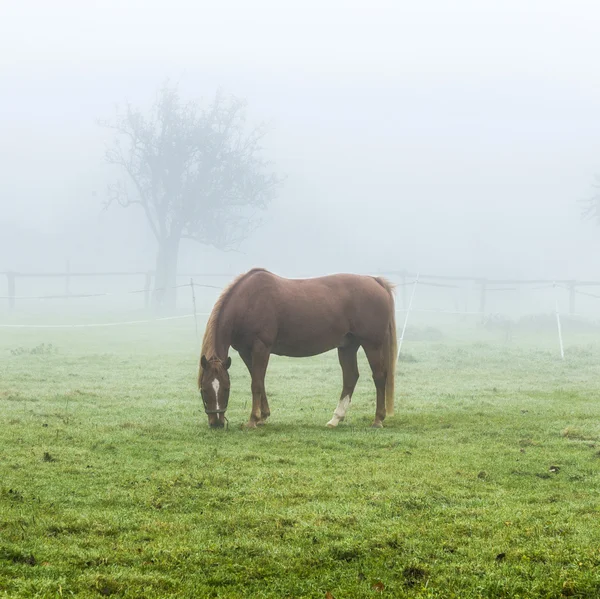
[153,236,180,313]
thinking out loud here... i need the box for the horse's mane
[198,268,267,385]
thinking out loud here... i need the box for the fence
[3,268,600,361]
[2,268,600,315]
[379,271,600,318]
[0,269,234,310]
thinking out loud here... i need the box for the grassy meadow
[1,313,600,598]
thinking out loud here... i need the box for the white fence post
[398,273,419,359]
[190,278,199,347]
[554,282,565,360]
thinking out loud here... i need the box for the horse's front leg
[239,346,271,425]
[248,340,270,428]
[258,390,271,425]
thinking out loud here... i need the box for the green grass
[1,318,600,598]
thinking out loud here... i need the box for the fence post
[479,278,487,323]
[398,273,419,360]
[65,259,71,300]
[568,281,576,316]
[554,282,565,360]
[7,272,16,310]
[144,271,153,310]
[190,278,199,347]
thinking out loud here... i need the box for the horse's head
[199,355,232,428]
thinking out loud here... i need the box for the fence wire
[3,272,600,341]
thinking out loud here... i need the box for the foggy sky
[2,0,600,280]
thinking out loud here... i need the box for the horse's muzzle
[202,394,227,428]
[207,411,227,429]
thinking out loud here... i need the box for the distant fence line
[0,270,230,311]
[2,268,600,317]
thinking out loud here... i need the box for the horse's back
[229,270,394,357]
[240,270,391,316]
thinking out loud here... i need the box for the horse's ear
[200,355,209,369]
[224,356,232,370]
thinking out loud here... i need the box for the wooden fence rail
[2,270,600,316]
[0,270,238,311]
[1,271,155,310]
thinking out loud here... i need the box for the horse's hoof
[326,419,338,428]
[256,420,268,427]
[246,421,258,429]
[371,422,384,429]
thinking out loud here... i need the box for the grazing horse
[198,269,397,429]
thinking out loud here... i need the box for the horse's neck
[212,313,233,359]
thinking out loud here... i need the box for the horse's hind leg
[248,340,271,429]
[327,342,360,428]
[362,344,387,428]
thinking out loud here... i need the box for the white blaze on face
[212,378,220,410]
[327,395,351,428]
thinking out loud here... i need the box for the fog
[2,0,600,284]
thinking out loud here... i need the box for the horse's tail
[386,300,397,415]
[374,277,397,416]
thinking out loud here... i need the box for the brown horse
[198,268,397,429]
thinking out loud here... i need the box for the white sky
[1,0,600,278]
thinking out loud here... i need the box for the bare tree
[101,83,281,310]
[581,176,600,225]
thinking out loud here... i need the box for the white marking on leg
[212,378,220,411]
[327,395,351,427]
